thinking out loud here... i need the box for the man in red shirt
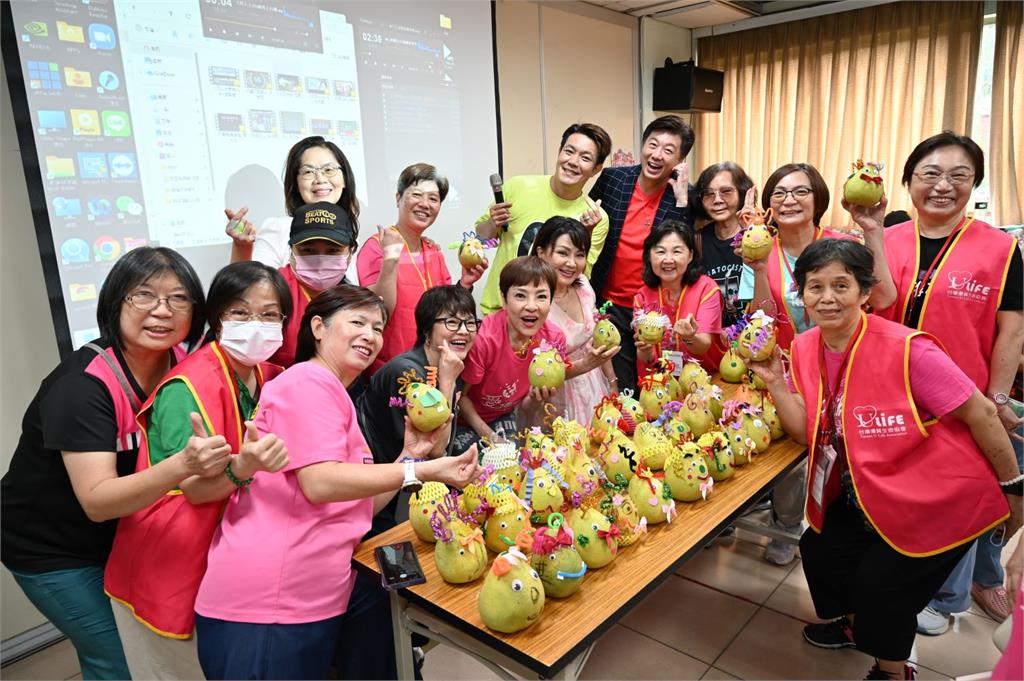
[589,116,696,391]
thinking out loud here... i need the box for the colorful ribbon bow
[459,527,484,546]
[597,523,621,549]
[699,476,714,501]
[662,501,678,523]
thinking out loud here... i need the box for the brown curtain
[694,1,982,228]
[991,1,1024,224]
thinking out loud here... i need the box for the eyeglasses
[435,317,480,332]
[770,186,814,202]
[223,308,286,324]
[298,164,343,180]
[125,292,194,313]
[913,170,974,187]
[701,187,737,201]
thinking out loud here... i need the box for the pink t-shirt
[462,309,567,424]
[357,232,452,374]
[194,362,373,624]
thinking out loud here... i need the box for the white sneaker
[764,521,801,565]
[916,606,950,635]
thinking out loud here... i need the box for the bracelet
[1000,473,1024,486]
[225,462,254,488]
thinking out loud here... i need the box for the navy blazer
[588,164,697,298]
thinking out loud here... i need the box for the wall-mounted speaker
[653,59,724,113]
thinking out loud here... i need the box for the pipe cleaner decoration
[430,490,473,543]
[449,231,499,269]
[592,301,622,349]
[390,367,450,431]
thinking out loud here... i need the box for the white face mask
[218,321,283,366]
[291,253,349,292]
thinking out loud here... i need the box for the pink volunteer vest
[876,218,1015,389]
[269,265,313,368]
[790,313,1008,556]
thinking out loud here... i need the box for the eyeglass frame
[221,308,287,324]
[124,292,194,313]
[700,187,738,201]
[912,169,974,187]
[769,186,814,202]
[433,316,480,332]
[297,164,343,181]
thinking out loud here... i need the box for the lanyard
[393,228,434,292]
[816,317,862,446]
[658,285,689,350]
[902,216,972,327]
[780,227,823,327]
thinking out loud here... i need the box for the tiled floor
[4,529,1015,680]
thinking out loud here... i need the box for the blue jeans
[929,425,1024,612]
[195,613,342,680]
[10,566,130,680]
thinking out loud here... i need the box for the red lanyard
[781,227,823,327]
[658,285,689,350]
[816,317,862,446]
[903,216,971,326]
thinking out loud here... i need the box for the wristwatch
[401,460,423,494]
[990,392,1010,406]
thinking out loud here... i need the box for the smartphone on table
[374,541,427,591]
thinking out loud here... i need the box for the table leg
[390,591,416,680]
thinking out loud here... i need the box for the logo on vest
[852,405,907,438]
[945,270,991,304]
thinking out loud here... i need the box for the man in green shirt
[475,122,612,315]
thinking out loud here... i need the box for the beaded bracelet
[225,462,254,488]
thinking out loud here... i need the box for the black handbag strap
[85,343,142,413]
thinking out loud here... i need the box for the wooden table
[353,432,806,680]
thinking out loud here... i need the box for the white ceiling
[584,0,836,29]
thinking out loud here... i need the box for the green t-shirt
[147,375,257,465]
[476,175,609,315]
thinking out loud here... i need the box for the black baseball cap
[288,202,355,247]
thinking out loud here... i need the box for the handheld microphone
[489,173,507,232]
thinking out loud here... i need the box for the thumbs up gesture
[182,413,232,478]
[237,421,290,475]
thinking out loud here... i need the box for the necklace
[513,336,535,358]
[393,227,433,291]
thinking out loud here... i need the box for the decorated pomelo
[603,491,646,547]
[391,368,450,431]
[675,393,717,438]
[616,389,646,434]
[408,482,449,543]
[568,507,617,569]
[843,159,885,207]
[596,427,639,485]
[696,431,734,482]
[736,204,775,262]
[735,311,777,362]
[478,548,545,633]
[760,393,785,440]
[483,489,532,554]
[679,360,711,393]
[518,453,568,523]
[530,518,586,598]
[433,511,488,584]
[634,306,670,345]
[633,420,674,470]
[451,231,498,269]
[628,462,675,525]
[719,343,747,383]
[590,396,624,441]
[664,443,714,502]
[592,301,621,349]
[529,340,569,390]
[639,372,673,420]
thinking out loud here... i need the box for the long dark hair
[282,136,360,239]
[294,285,388,363]
[641,220,703,289]
[96,246,206,348]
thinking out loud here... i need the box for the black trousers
[800,498,972,661]
[606,302,638,394]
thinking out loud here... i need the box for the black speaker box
[653,59,724,113]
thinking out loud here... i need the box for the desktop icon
[69,283,98,302]
[60,238,91,264]
[57,21,85,43]
[101,110,131,136]
[88,198,113,217]
[27,61,61,89]
[71,109,101,135]
[45,155,75,178]
[108,153,138,178]
[116,195,144,215]
[38,110,68,130]
[64,66,92,88]
[93,236,121,261]
[23,21,48,37]
[97,70,120,92]
[77,152,109,178]
[53,196,83,217]
[88,23,116,49]
[123,237,149,251]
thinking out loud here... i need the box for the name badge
[664,350,685,376]
[811,443,838,509]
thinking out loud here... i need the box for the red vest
[790,313,1008,556]
[766,228,849,350]
[270,265,314,368]
[876,218,1015,390]
[104,342,281,637]
[634,275,723,374]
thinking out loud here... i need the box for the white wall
[639,17,699,173]
[1,61,60,640]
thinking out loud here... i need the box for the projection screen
[3,0,501,356]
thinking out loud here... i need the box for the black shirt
[904,236,1023,328]
[356,345,462,536]
[698,227,747,327]
[2,340,148,572]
